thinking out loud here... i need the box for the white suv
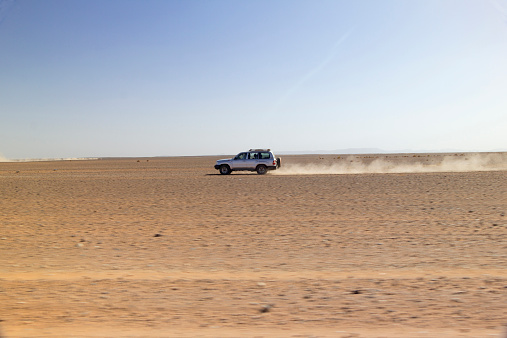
[214,149,281,175]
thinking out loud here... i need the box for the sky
[1,0,507,159]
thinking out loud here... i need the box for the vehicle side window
[248,152,259,160]
[235,153,247,160]
[260,152,270,159]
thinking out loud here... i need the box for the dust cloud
[0,157,98,162]
[273,153,507,175]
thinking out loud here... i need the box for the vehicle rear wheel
[256,165,267,175]
[219,165,231,175]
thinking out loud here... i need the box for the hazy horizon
[2,148,507,162]
[1,0,506,159]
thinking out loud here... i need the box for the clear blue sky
[1,0,506,159]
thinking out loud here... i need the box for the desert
[1,153,506,337]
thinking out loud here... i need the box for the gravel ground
[1,154,506,337]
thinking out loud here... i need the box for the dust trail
[0,157,98,163]
[273,153,507,175]
[0,154,11,162]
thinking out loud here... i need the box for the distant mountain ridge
[279,148,386,155]
[278,148,507,155]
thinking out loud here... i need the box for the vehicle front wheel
[256,165,267,175]
[220,165,231,175]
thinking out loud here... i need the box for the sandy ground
[1,153,506,337]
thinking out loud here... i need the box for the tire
[219,164,231,175]
[256,165,267,175]
[276,157,281,168]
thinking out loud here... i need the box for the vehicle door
[245,152,260,169]
[230,152,248,169]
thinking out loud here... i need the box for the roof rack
[249,149,270,152]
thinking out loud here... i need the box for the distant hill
[278,148,507,155]
[278,148,386,155]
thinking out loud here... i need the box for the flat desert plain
[1,153,507,337]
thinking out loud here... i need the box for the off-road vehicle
[214,149,281,175]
